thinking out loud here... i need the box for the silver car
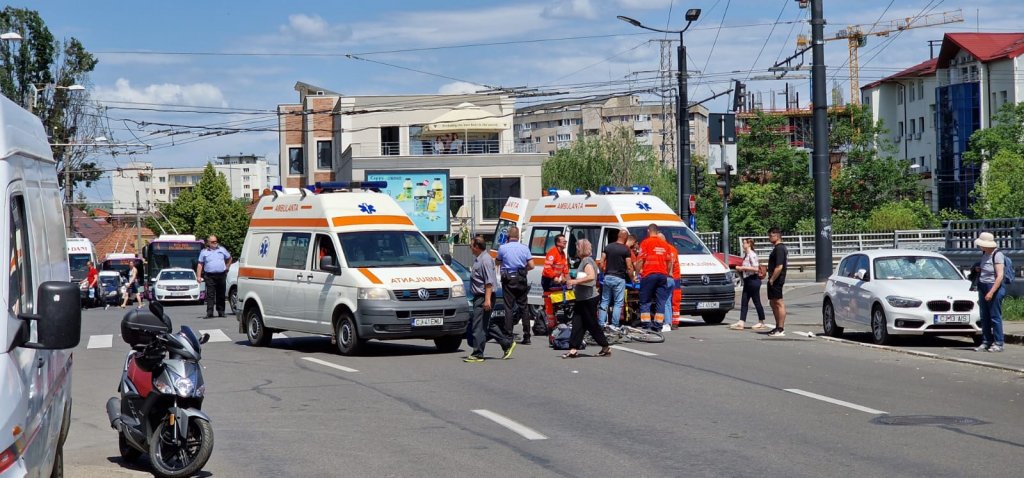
[822,249,982,345]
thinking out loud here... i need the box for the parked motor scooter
[106,301,214,478]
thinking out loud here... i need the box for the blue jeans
[978,282,1006,346]
[663,278,676,325]
[598,275,626,327]
[639,274,668,325]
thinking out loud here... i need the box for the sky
[19,0,1024,204]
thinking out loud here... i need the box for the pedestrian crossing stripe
[199,329,232,343]
[87,335,113,349]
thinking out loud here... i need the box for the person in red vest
[634,224,674,330]
[541,234,568,291]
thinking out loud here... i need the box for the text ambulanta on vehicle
[236,182,469,355]
[494,187,735,324]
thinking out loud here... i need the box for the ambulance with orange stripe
[236,181,469,355]
[494,187,735,325]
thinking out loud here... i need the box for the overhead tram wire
[691,0,731,97]
[743,0,789,81]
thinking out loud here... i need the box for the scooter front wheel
[149,417,214,478]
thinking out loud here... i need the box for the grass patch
[1004,297,1024,321]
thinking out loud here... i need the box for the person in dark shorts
[766,227,788,337]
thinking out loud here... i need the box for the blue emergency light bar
[314,181,388,191]
[599,185,651,194]
[272,185,283,191]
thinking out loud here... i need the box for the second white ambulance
[495,187,735,324]
[236,182,469,355]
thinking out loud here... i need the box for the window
[338,231,441,268]
[918,116,925,133]
[534,137,540,143]
[243,168,250,173]
[855,255,870,280]
[837,256,855,278]
[909,84,916,102]
[566,226,601,269]
[482,178,521,219]
[159,189,165,194]
[909,119,916,135]
[317,140,332,169]
[288,147,304,175]
[159,177,166,183]
[139,174,151,182]
[897,121,904,136]
[556,133,571,142]
[313,234,338,271]
[897,90,904,105]
[448,178,465,217]
[558,118,573,126]
[529,227,564,255]
[918,80,924,99]
[276,233,311,270]
[929,104,936,128]
[547,136,555,143]
[1000,90,1008,107]
[8,195,32,315]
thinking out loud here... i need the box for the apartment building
[278,82,546,236]
[861,32,1024,213]
[861,58,940,210]
[512,95,710,163]
[109,154,271,214]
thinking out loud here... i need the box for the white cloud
[542,0,598,20]
[94,78,228,107]
[437,81,486,95]
[615,0,675,10]
[278,13,352,43]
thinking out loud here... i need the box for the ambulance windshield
[338,231,443,268]
[628,226,711,255]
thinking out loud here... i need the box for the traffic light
[694,164,706,191]
[732,80,746,111]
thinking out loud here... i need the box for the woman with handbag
[730,238,768,330]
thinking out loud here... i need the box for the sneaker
[463,355,485,363]
[729,321,745,330]
[752,323,771,331]
[502,341,517,360]
[988,345,1004,353]
[661,322,671,332]
[974,343,990,352]
[767,328,786,337]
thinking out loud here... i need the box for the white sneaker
[729,321,745,330]
[767,328,786,337]
[662,323,671,332]
[752,323,770,331]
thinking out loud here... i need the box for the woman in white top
[731,238,768,330]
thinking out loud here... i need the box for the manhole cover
[872,415,986,427]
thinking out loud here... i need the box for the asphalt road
[64,290,1024,478]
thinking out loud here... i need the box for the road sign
[688,194,696,214]
[688,214,697,232]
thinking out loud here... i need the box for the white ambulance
[236,182,470,355]
[494,187,735,324]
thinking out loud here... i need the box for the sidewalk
[726,282,1024,374]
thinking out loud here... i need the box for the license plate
[934,314,970,324]
[490,310,505,318]
[412,317,443,327]
[697,301,719,309]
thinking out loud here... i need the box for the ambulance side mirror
[442,253,453,266]
[319,256,341,275]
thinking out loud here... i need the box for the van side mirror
[18,281,82,350]
[319,256,341,275]
[442,253,453,266]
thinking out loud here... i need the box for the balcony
[634,120,652,131]
[345,140,537,157]
[518,129,533,139]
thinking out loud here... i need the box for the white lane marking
[472,409,548,440]
[610,345,657,357]
[785,388,888,415]
[302,357,358,373]
[87,335,113,349]
[198,329,232,343]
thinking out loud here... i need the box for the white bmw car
[153,267,206,303]
[822,249,982,345]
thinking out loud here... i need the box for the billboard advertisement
[365,170,450,235]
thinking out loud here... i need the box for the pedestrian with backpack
[973,232,1009,352]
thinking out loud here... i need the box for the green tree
[829,103,897,164]
[865,200,938,231]
[831,156,923,216]
[159,164,249,255]
[0,7,103,193]
[963,102,1024,165]
[542,126,678,209]
[971,149,1024,218]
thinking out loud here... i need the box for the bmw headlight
[886,296,922,308]
[451,284,466,298]
[358,287,391,300]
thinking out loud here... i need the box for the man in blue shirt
[196,235,232,318]
[495,226,534,344]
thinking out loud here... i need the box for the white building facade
[110,155,271,214]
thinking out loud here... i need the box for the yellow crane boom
[797,8,964,105]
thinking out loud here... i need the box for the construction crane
[796,8,964,105]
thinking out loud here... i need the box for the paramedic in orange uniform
[541,234,569,291]
[634,224,674,330]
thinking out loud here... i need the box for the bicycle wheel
[584,332,599,346]
[624,326,665,343]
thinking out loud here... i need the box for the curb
[815,334,1024,375]
[1005,333,1024,345]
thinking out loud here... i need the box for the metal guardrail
[697,232,720,252]
[738,229,946,260]
[941,218,1024,250]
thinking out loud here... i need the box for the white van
[236,182,469,355]
[66,237,96,283]
[494,187,735,324]
[0,95,83,475]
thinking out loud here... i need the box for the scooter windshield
[179,326,201,352]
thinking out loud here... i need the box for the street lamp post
[618,9,701,220]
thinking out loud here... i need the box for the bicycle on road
[589,282,664,345]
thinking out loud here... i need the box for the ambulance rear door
[492,197,528,248]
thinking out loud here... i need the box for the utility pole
[135,189,142,255]
[811,0,833,281]
[678,30,691,221]
[64,152,73,237]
